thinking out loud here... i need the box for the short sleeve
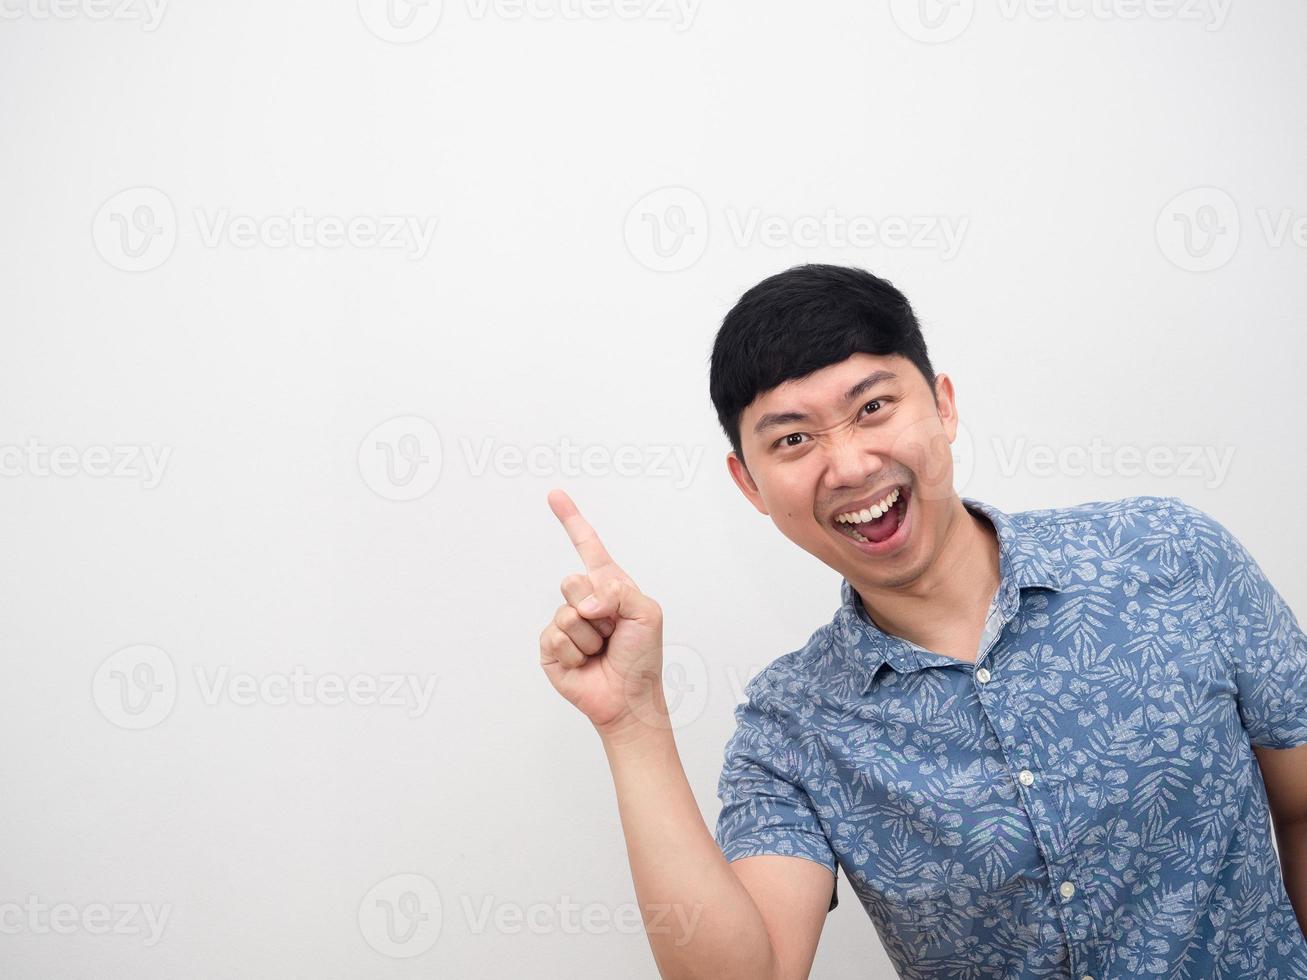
[714,687,839,912]
[1180,502,1307,749]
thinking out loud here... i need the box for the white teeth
[836,487,900,524]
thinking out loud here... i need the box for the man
[539,264,1307,979]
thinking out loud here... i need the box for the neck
[853,497,1001,653]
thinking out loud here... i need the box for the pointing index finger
[547,488,623,578]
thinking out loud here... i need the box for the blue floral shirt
[714,495,1307,979]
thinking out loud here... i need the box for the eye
[772,400,887,450]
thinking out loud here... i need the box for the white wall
[0,2,1303,977]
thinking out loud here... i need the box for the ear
[726,451,769,516]
[933,373,959,442]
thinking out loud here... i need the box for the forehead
[740,353,913,436]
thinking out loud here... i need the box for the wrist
[595,683,674,748]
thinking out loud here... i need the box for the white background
[1,1,1304,977]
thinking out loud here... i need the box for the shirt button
[1059,880,1076,899]
[976,667,991,683]
[1018,769,1035,786]
[1082,975,1095,980]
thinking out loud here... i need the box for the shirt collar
[834,496,1067,691]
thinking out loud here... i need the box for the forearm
[1275,817,1307,937]
[600,697,780,980]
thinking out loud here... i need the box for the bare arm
[540,490,833,979]
[601,705,833,980]
[1255,742,1307,934]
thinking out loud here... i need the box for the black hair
[708,264,937,469]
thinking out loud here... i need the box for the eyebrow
[752,370,900,437]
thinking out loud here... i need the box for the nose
[820,426,888,495]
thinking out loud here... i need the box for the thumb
[578,579,659,625]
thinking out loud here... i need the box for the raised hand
[540,489,667,736]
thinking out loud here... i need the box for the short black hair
[708,264,937,468]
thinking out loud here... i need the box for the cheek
[892,420,953,493]
[766,470,809,508]
[764,480,820,531]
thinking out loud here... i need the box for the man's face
[727,353,961,590]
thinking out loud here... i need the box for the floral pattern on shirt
[715,495,1307,979]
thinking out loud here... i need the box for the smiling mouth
[832,485,910,545]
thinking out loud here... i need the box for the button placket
[994,709,1091,969]
[976,597,1091,971]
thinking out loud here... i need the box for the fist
[540,490,668,735]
